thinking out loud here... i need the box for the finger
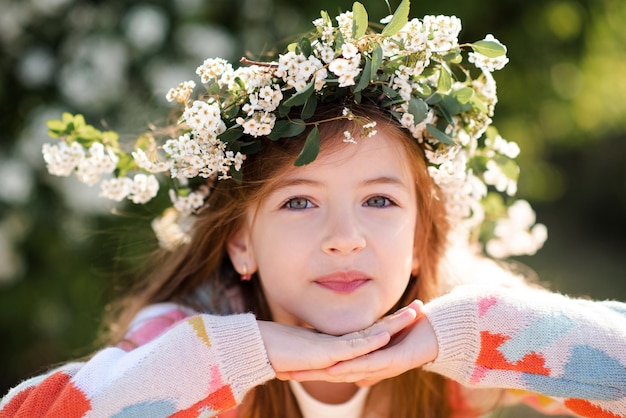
[323,331,391,365]
[362,300,422,338]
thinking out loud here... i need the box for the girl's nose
[321,207,366,255]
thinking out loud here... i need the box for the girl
[2,1,625,417]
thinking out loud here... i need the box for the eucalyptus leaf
[440,95,469,117]
[453,87,474,104]
[470,40,507,58]
[370,43,383,75]
[437,66,452,93]
[469,95,488,113]
[301,96,318,120]
[230,165,243,184]
[408,97,428,124]
[381,0,409,37]
[294,126,320,166]
[217,126,244,143]
[283,81,315,107]
[267,119,306,140]
[240,140,264,155]
[206,82,221,95]
[382,84,400,99]
[353,57,372,93]
[298,37,312,57]
[352,2,368,38]
[426,124,456,145]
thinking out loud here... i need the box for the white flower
[196,58,233,84]
[341,43,359,59]
[151,208,192,250]
[128,173,159,204]
[172,190,207,214]
[486,200,548,258]
[75,143,118,185]
[100,177,133,201]
[483,160,516,195]
[468,35,509,72]
[165,80,196,103]
[343,130,356,143]
[133,148,170,173]
[236,111,276,137]
[42,142,85,176]
[328,56,361,87]
[362,121,377,137]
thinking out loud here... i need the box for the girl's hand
[278,302,438,385]
[257,300,422,380]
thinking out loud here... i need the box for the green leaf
[320,10,332,26]
[440,95,469,117]
[381,0,409,37]
[382,84,400,99]
[370,43,383,75]
[453,87,474,104]
[470,40,507,58]
[353,57,372,93]
[301,96,318,120]
[408,98,428,124]
[352,2,369,38]
[240,140,263,155]
[224,104,241,120]
[283,81,315,107]
[218,126,244,143]
[426,124,456,145]
[206,82,221,95]
[298,37,312,57]
[46,119,66,137]
[267,119,306,140]
[469,95,489,113]
[294,126,320,166]
[437,66,452,93]
[230,165,243,184]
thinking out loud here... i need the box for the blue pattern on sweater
[500,312,575,362]
[522,345,626,401]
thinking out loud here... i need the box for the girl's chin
[307,313,379,336]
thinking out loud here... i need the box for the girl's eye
[284,197,312,210]
[364,196,392,208]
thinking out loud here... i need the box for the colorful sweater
[2,284,625,417]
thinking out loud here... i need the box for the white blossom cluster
[42,3,547,257]
[486,200,548,258]
[42,141,160,205]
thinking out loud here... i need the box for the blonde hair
[104,102,454,417]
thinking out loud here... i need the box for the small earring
[240,264,252,281]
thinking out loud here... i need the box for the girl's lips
[314,271,370,294]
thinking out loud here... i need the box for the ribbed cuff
[422,290,481,383]
[203,313,276,401]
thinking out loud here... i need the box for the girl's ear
[227,224,258,276]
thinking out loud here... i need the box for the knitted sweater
[2,284,625,417]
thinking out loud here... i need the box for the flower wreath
[42,0,547,257]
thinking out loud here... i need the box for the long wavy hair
[104,102,453,418]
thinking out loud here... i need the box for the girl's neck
[300,381,359,404]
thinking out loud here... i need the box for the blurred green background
[0,0,624,415]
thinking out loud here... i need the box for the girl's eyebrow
[361,176,409,190]
[274,176,410,191]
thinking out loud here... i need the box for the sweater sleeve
[423,284,626,418]
[0,304,276,417]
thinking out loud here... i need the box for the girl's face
[228,129,419,335]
